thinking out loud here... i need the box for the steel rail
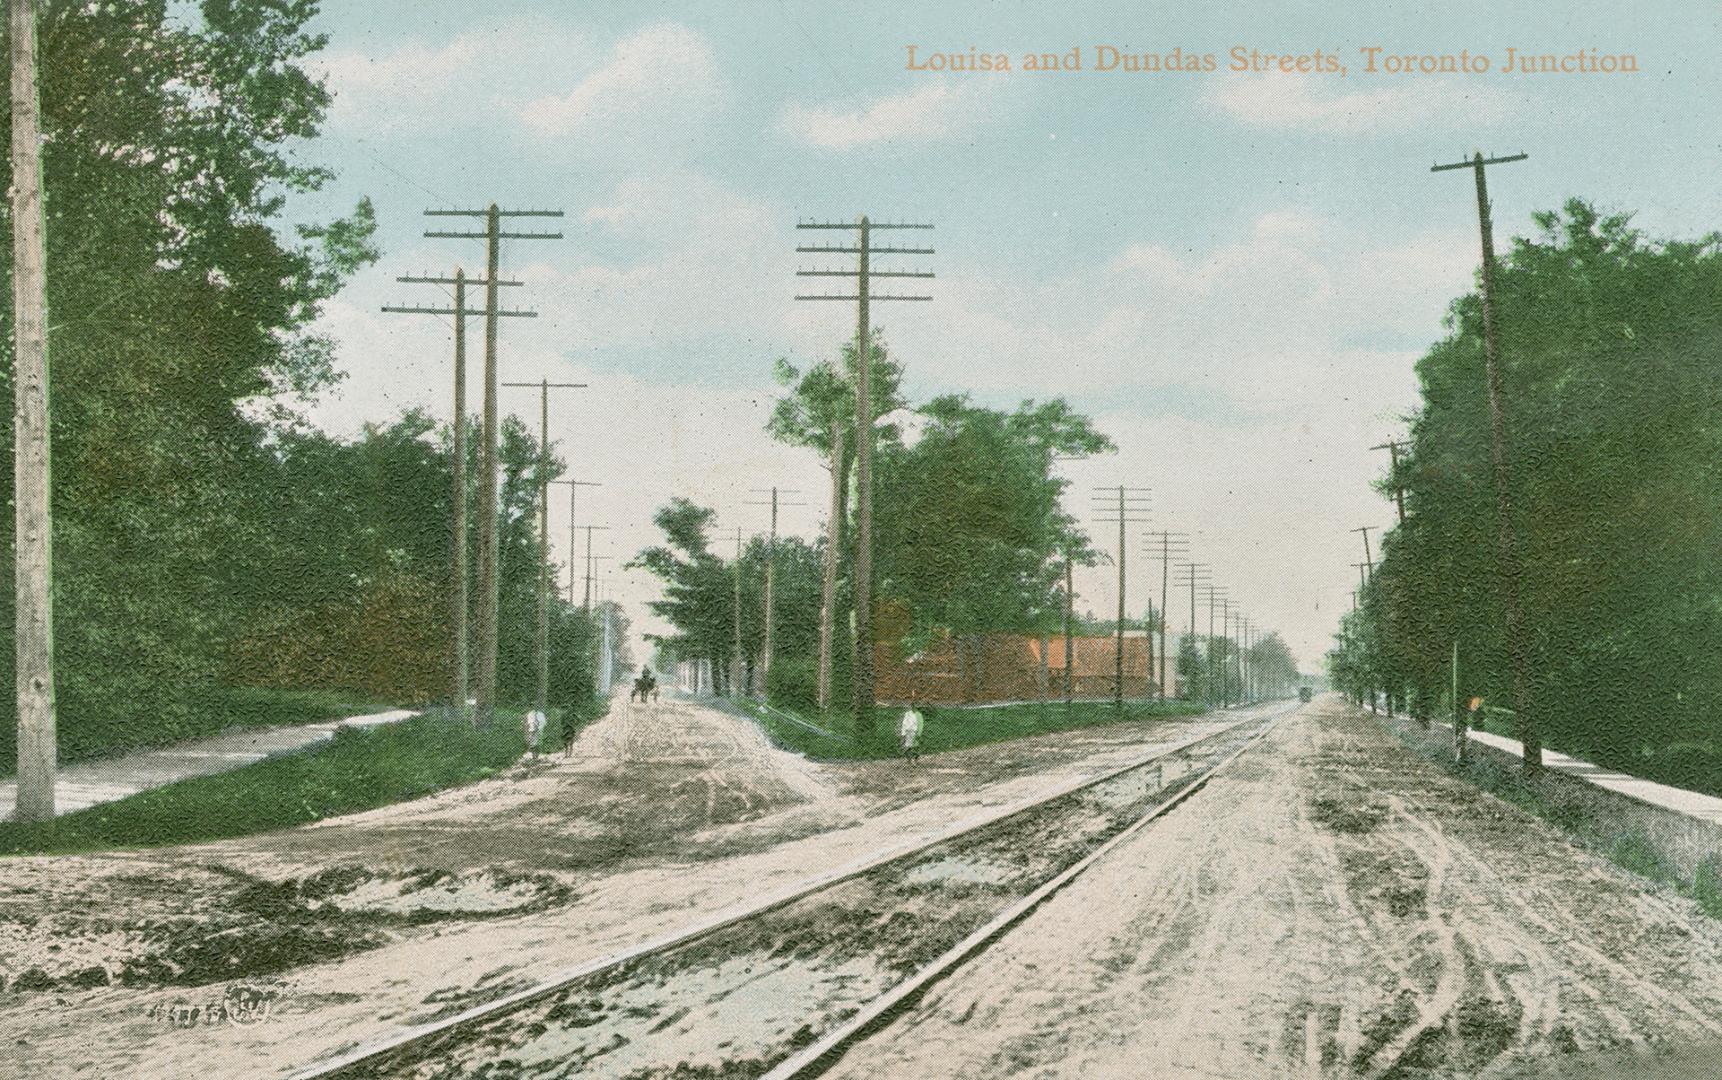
[287,705,1286,1079]
[764,715,1283,1078]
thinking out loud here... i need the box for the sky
[285,0,1722,670]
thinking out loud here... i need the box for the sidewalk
[0,708,418,820]
[1446,720,1722,826]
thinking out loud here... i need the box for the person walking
[524,708,546,759]
[898,696,924,763]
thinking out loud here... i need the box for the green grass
[1,684,384,779]
[0,700,604,857]
[738,698,1208,761]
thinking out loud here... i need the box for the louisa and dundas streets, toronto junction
[904,44,1640,76]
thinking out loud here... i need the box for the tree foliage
[1333,200,1722,791]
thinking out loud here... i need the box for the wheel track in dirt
[284,703,1291,1079]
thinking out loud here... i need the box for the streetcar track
[766,715,1282,1079]
[285,705,1285,1079]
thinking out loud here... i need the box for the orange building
[876,630,1171,705]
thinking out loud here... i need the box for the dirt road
[0,694,1265,1078]
[823,696,1722,1079]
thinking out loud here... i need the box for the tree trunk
[816,420,846,711]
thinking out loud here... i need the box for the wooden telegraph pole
[549,479,601,604]
[1092,486,1151,708]
[815,419,845,711]
[1144,530,1189,699]
[10,0,55,821]
[1351,525,1375,577]
[1202,583,1228,706]
[1370,440,1408,525]
[730,526,746,697]
[385,267,526,715]
[502,379,586,719]
[745,487,805,694]
[1179,562,1211,701]
[580,525,612,610]
[424,206,561,724]
[1432,149,1539,773]
[1063,556,1075,705]
[795,217,934,733]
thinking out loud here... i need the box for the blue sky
[291,1,1722,666]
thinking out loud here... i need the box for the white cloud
[310,26,598,133]
[311,195,1472,670]
[1206,71,1518,133]
[519,23,725,136]
[779,82,991,149]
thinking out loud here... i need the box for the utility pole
[1178,563,1211,700]
[1143,531,1189,699]
[549,479,601,604]
[1352,525,1375,577]
[745,487,805,694]
[579,525,612,609]
[1354,561,1373,591]
[1063,553,1076,705]
[1202,584,1228,707]
[796,216,934,732]
[1092,486,1151,708]
[10,0,54,821]
[730,526,746,697]
[385,269,524,715]
[1433,149,1538,773]
[1370,440,1408,525]
[815,419,845,712]
[502,379,586,719]
[423,205,561,724]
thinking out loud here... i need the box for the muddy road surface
[821,697,1722,1079]
[0,693,1272,1078]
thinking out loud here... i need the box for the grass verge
[2,685,384,779]
[0,698,606,857]
[1385,714,1722,921]
[737,698,1209,761]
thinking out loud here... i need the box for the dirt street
[0,693,1265,1078]
[823,696,1722,1079]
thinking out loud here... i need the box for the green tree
[0,1,378,767]
[872,394,1113,677]
[1350,200,1722,788]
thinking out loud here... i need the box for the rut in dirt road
[819,697,1722,1079]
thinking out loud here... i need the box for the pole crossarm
[797,220,933,229]
[425,208,565,217]
[795,245,936,257]
[381,305,537,318]
[794,293,931,302]
[425,231,565,241]
[1431,152,1527,172]
[397,274,522,287]
[796,269,935,279]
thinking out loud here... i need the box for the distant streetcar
[1298,686,1314,703]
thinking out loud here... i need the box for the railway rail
[288,701,1294,1080]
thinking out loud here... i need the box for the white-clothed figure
[525,709,547,757]
[898,703,924,762]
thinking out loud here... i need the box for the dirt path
[825,696,1722,1079]
[0,694,1268,1078]
[0,708,418,819]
